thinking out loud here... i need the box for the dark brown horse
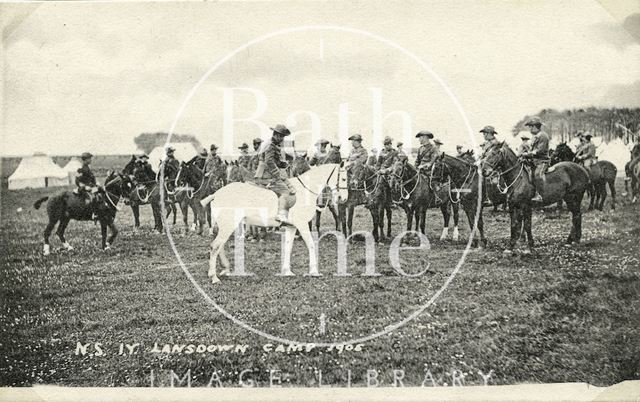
[390,159,459,240]
[482,142,589,253]
[431,153,487,248]
[350,163,393,242]
[121,157,164,232]
[34,171,125,255]
[552,142,617,210]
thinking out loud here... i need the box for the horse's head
[460,150,476,164]
[290,154,310,177]
[481,141,508,177]
[551,142,574,164]
[430,152,449,183]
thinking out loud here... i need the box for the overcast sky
[2,0,639,157]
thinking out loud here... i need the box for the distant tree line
[512,107,640,144]
[134,132,202,154]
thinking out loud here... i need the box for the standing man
[309,139,330,166]
[376,136,398,172]
[254,124,296,224]
[575,133,597,168]
[522,116,550,202]
[238,143,252,169]
[204,144,223,177]
[415,130,438,171]
[346,134,368,170]
[517,134,531,157]
[250,138,263,172]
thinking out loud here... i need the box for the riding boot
[530,166,543,202]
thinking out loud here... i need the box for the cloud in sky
[2,1,640,157]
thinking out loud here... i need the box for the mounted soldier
[456,145,465,158]
[521,116,550,202]
[376,136,398,172]
[74,152,98,205]
[415,130,438,172]
[433,139,443,154]
[575,133,597,168]
[479,125,500,157]
[238,143,252,169]
[309,139,330,166]
[162,146,180,182]
[204,144,223,177]
[249,138,263,172]
[186,148,208,172]
[346,134,368,171]
[135,154,156,182]
[254,124,296,225]
[396,141,407,160]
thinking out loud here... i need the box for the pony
[482,142,589,253]
[350,163,394,243]
[175,159,227,235]
[431,153,487,248]
[552,142,617,210]
[199,163,345,284]
[121,157,164,232]
[389,159,459,240]
[33,170,125,255]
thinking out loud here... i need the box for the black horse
[350,163,393,242]
[121,157,164,231]
[552,142,617,211]
[34,170,125,255]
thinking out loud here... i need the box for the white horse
[199,163,345,284]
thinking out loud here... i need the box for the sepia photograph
[1,1,639,400]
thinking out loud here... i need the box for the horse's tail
[34,197,49,210]
[200,193,216,207]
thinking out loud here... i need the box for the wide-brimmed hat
[397,142,403,147]
[415,130,434,139]
[520,134,531,140]
[253,137,263,144]
[270,124,291,136]
[383,136,393,145]
[210,144,218,150]
[315,139,329,146]
[524,117,544,127]
[139,154,149,159]
[81,152,93,160]
[199,148,208,157]
[348,134,363,141]
[479,125,498,134]
[583,133,593,140]
[434,139,443,145]
[238,143,249,150]
[575,131,584,138]
[166,146,175,153]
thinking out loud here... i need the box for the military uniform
[163,155,180,180]
[76,164,97,188]
[416,143,437,170]
[309,149,329,166]
[238,151,252,169]
[347,145,368,167]
[575,140,596,168]
[255,124,297,224]
[377,148,398,170]
[204,153,223,175]
[135,159,156,182]
[529,131,550,160]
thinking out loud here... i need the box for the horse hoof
[208,228,214,236]
[62,242,74,251]
[211,276,220,284]
[220,268,230,276]
[43,245,51,256]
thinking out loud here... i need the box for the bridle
[431,156,477,204]
[390,161,421,202]
[483,146,525,195]
[102,175,123,211]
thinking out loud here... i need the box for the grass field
[1,180,639,387]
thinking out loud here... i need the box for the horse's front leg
[100,220,108,249]
[385,207,392,238]
[329,204,339,231]
[522,205,534,253]
[347,205,355,237]
[131,204,140,228]
[297,224,320,276]
[369,207,380,243]
[280,226,297,276]
[107,220,118,247]
[507,206,523,253]
[43,216,58,255]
